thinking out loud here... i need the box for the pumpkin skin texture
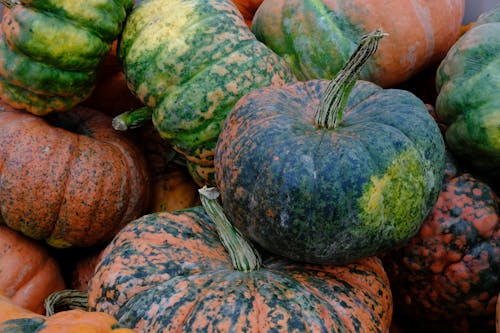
[0,294,134,333]
[88,207,392,332]
[0,101,150,248]
[251,0,464,87]
[118,0,296,186]
[0,225,65,314]
[435,5,500,183]
[0,1,134,115]
[383,155,500,333]
[214,80,445,264]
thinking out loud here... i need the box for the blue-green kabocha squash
[214,30,446,264]
[112,0,296,186]
[435,5,500,185]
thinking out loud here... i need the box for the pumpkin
[150,162,201,212]
[230,0,263,27]
[0,100,150,248]
[88,187,393,332]
[214,30,445,264]
[251,0,464,87]
[112,0,296,186]
[435,5,500,185]
[0,225,65,314]
[0,0,134,115]
[0,293,133,333]
[382,154,500,333]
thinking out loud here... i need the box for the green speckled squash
[0,0,133,115]
[114,0,295,186]
[383,154,500,333]
[251,0,464,87]
[214,31,445,264]
[88,188,393,332]
[435,5,500,183]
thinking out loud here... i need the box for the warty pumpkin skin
[0,100,150,248]
[0,294,134,333]
[383,154,500,333]
[87,204,393,332]
[116,0,296,186]
[0,225,65,314]
[214,79,445,264]
[435,5,500,184]
[251,0,464,87]
[0,0,133,115]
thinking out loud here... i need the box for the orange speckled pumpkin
[231,0,263,27]
[88,188,393,332]
[383,154,500,333]
[0,225,65,314]
[0,100,150,248]
[0,293,133,333]
[252,0,465,87]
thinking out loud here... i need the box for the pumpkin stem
[112,106,153,131]
[314,29,388,129]
[0,0,18,8]
[199,186,262,272]
[44,289,88,316]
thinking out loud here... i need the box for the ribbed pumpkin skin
[435,6,500,181]
[0,225,65,314]
[0,295,134,333]
[119,0,295,186]
[383,156,500,333]
[251,0,464,87]
[88,208,393,332]
[214,80,445,264]
[0,0,133,115]
[0,101,150,248]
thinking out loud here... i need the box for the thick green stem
[112,106,153,131]
[44,289,88,316]
[199,186,262,272]
[314,29,388,129]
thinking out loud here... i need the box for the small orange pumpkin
[0,225,65,314]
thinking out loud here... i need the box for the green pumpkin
[435,5,500,183]
[0,0,133,115]
[214,31,445,264]
[114,0,295,186]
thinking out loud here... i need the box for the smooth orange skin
[0,100,150,247]
[231,0,264,27]
[0,294,134,332]
[255,0,465,87]
[0,225,65,314]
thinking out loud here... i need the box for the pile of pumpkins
[0,0,498,332]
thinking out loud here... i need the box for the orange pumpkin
[0,293,133,332]
[231,0,264,27]
[0,225,65,314]
[0,100,150,248]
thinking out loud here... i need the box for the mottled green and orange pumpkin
[113,0,296,186]
[0,0,133,115]
[230,0,263,27]
[0,100,150,248]
[251,0,464,87]
[88,187,393,332]
[383,154,500,333]
[0,225,65,314]
[214,30,445,264]
[435,4,500,185]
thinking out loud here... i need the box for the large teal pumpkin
[114,0,295,186]
[435,5,500,184]
[214,31,445,264]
